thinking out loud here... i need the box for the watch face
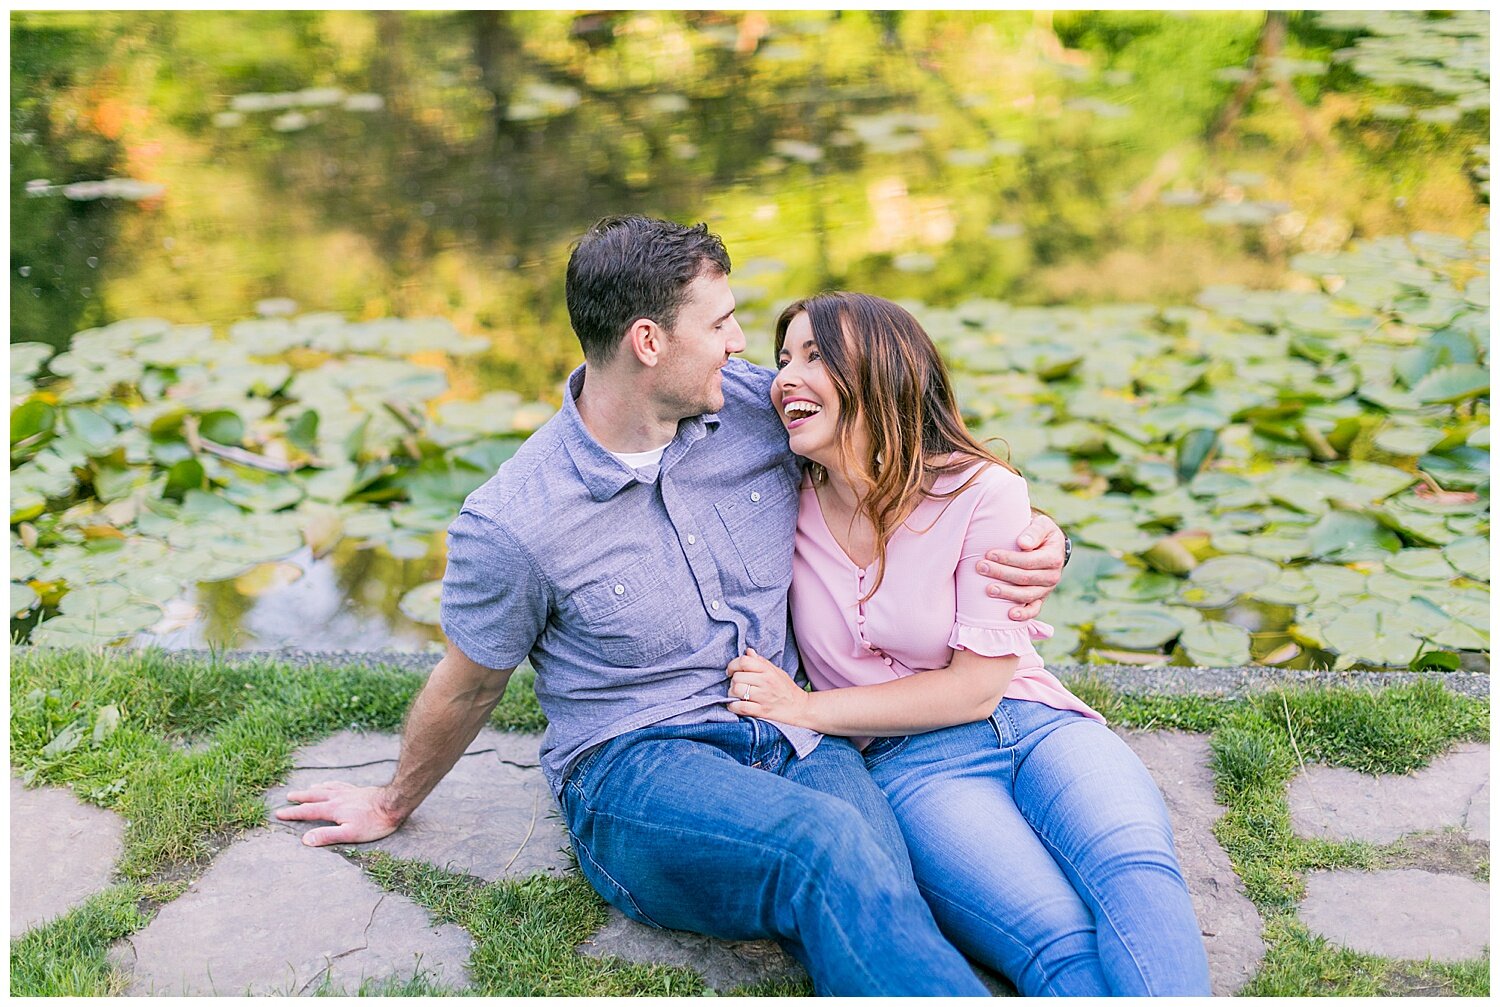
[1063,535,1073,567]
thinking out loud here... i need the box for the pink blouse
[790,459,1103,726]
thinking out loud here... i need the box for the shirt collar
[561,363,722,502]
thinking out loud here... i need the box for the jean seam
[916,881,1050,987]
[1024,813,1180,994]
[569,824,665,928]
[585,809,898,994]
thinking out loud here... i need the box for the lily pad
[12,581,39,616]
[1093,606,1186,650]
[1179,620,1252,666]
[1182,555,1280,607]
[1075,520,1158,555]
[399,580,443,625]
[1386,549,1456,581]
[1412,363,1488,404]
[1441,536,1488,580]
[1374,423,1446,457]
[1306,511,1402,561]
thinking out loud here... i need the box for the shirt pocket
[713,471,796,589]
[574,565,686,666]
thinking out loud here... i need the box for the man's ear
[625,318,665,367]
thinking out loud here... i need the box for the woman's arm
[726,648,1017,736]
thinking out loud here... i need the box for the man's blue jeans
[864,699,1213,996]
[559,718,989,996]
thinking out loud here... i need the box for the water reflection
[141,543,443,652]
[10,10,1490,665]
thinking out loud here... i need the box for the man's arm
[275,644,514,847]
[974,511,1067,621]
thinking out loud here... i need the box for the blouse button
[856,615,865,624]
[882,656,892,666]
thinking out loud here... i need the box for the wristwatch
[1063,534,1072,568]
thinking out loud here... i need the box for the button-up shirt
[440,360,821,795]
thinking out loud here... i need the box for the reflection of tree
[1209,12,1335,156]
[10,16,128,347]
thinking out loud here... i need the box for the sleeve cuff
[948,619,1053,658]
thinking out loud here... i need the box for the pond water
[10,11,1490,670]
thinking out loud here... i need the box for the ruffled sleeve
[948,619,1053,658]
[951,463,1055,661]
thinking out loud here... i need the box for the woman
[725,292,1211,996]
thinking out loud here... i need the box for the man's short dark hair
[565,215,732,365]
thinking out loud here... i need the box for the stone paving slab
[579,906,807,992]
[109,829,473,995]
[1287,743,1490,844]
[1117,729,1266,996]
[10,777,127,937]
[264,729,570,882]
[1299,868,1489,962]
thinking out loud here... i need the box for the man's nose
[726,320,747,354]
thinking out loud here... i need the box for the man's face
[655,269,745,418]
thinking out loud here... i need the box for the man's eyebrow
[713,306,736,325]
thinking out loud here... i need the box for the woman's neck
[818,458,867,515]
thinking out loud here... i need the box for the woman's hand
[726,649,817,728]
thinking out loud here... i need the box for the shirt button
[687,534,696,545]
[751,491,761,502]
[613,584,625,595]
[711,600,721,611]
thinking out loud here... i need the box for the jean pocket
[861,734,912,771]
[989,700,1020,749]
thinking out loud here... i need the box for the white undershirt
[610,443,670,471]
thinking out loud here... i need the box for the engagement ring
[741,686,752,701]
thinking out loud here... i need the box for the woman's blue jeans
[559,718,989,996]
[864,699,1212,996]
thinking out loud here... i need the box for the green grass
[9,884,151,995]
[9,649,1490,996]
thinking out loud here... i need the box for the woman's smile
[781,396,824,430]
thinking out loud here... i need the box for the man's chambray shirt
[440,359,822,795]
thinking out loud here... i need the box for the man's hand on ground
[275,780,404,847]
[975,513,1067,621]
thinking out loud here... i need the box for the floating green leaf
[399,580,443,625]
[1442,536,1488,581]
[1093,606,1186,650]
[1373,423,1445,457]
[1386,549,1456,581]
[1179,620,1252,666]
[199,409,246,445]
[1412,363,1488,404]
[11,400,57,445]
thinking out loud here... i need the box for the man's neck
[575,364,683,453]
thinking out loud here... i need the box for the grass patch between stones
[9,649,1490,996]
[1084,674,1490,997]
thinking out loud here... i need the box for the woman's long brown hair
[774,291,1021,601]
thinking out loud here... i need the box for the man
[277,216,1067,995]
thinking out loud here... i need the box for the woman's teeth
[784,401,822,420]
